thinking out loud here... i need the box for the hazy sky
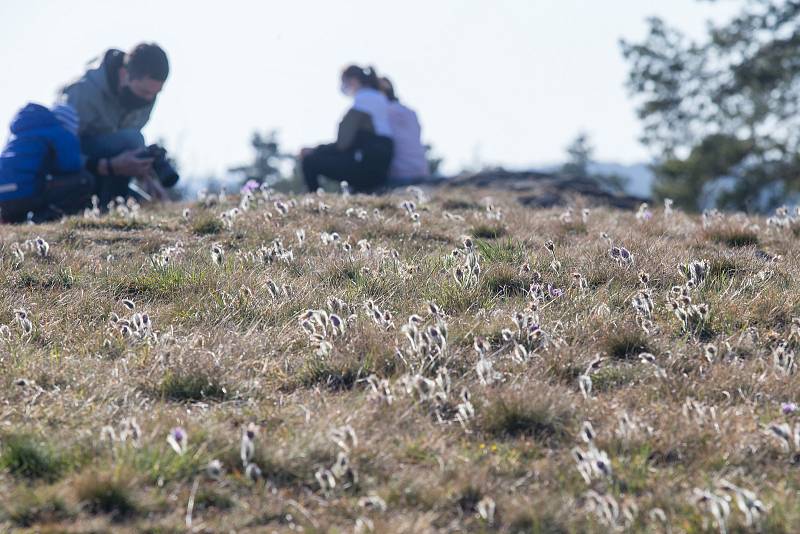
[0,1,740,178]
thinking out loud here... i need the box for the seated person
[379,77,431,181]
[301,65,394,193]
[60,43,178,204]
[0,103,94,223]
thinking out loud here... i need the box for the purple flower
[241,179,260,194]
[782,402,797,415]
[547,284,563,299]
[167,426,188,455]
[172,427,186,442]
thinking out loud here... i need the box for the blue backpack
[0,103,82,203]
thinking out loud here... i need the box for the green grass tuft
[192,215,224,235]
[441,199,480,211]
[293,357,366,392]
[3,489,72,527]
[0,433,65,481]
[484,264,529,297]
[75,471,137,518]
[603,328,652,361]
[705,226,759,248]
[478,392,573,444]
[16,267,78,290]
[591,365,640,392]
[155,370,228,402]
[118,265,208,300]
[67,218,147,231]
[194,488,234,511]
[470,223,507,240]
[475,238,526,264]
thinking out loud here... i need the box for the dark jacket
[0,103,82,201]
[60,49,154,138]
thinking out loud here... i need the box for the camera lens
[154,159,179,187]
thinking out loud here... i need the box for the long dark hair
[379,76,398,102]
[342,64,380,90]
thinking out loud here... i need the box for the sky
[0,0,742,180]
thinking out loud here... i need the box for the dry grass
[0,188,799,532]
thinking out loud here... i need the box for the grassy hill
[0,188,798,532]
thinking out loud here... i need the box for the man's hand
[139,175,169,202]
[110,149,154,178]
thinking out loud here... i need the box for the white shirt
[387,101,430,179]
[351,88,392,137]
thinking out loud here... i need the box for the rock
[439,169,649,210]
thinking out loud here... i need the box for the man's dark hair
[125,43,169,81]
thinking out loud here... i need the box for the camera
[139,144,179,187]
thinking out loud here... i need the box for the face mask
[119,85,152,110]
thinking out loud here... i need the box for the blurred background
[5,0,798,211]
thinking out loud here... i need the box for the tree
[560,132,628,193]
[229,130,292,186]
[562,133,593,178]
[425,143,444,176]
[621,0,800,211]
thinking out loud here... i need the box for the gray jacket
[60,49,154,139]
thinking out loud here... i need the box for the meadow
[0,184,799,533]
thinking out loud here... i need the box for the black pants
[302,133,393,193]
[0,171,95,223]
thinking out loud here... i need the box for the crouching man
[60,42,179,205]
[0,103,93,222]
